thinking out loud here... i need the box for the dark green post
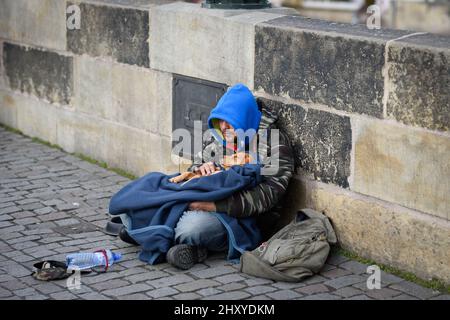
[201,0,271,9]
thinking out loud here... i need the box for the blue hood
[208,83,262,149]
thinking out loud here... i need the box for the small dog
[169,152,254,184]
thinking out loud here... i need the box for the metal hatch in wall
[172,74,228,160]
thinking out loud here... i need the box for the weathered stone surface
[150,2,285,88]
[0,0,66,51]
[0,90,17,128]
[1,90,57,143]
[283,176,450,283]
[353,118,450,220]
[57,109,108,164]
[103,120,178,177]
[3,43,73,105]
[67,2,149,67]
[259,97,351,187]
[255,16,410,118]
[386,33,450,132]
[74,56,172,136]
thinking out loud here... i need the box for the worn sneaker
[166,244,208,270]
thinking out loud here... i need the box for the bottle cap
[112,252,122,261]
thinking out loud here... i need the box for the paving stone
[324,275,367,290]
[244,278,274,286]
[296,284,330,295]
[302,275,327,285]
[35,282,66,295]
[333,287,364,298]
[379,271,404,286]
[320,268,352,279]
[0,287,13,298]
[172,292,202,300]
[366,288,403,300]
[34,207,56,215]
[54,218,80,226]
[174,279,220,293]
[266,289,302,300]
[91,279,130,291]
[147,287,179,298]
[390,281,440,300]
[298,293,341,300]
[339,260,369,275]
[218,282,247,292]
[197,287,223,297]
[0,206,21,214]
[191,266,236,279]
[272,282,306,290]
[14,287,37,297]
[102,284,152,297]
[214,274,246,284]
[147,274,194,289]
[15,217,41,225]
[78,293,112,300]
[245,285,277,295]
[126,271,170,283]
[50,291,79,300]
[203,291,251,300]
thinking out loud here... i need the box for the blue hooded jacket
[208,83,262,150]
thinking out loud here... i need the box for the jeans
[174,210,228,252]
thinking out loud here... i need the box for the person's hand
[194,162,217,176]
[189,201,216,212]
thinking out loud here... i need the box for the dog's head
[222,152,254,168]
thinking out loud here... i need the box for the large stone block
[352,118,450,220]
[57,109,178,177]
[57,109,108,164]
[283,176,450,283]
[255,16,410,118]
[3,43,73,105]
[104,121,178,177]
[74,56,172,136]
[0,0,66,51]
[2,91,58,144]
[67,1,149,67]
[386,34,450,132]
[150,2,286,88]
[0,90,17,128]
[259,97,352,188]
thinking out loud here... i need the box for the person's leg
[167,210,228,269]
[174,210,228,252]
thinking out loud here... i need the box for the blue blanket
[108,164,263,264]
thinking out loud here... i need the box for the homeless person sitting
[108,83,295,270]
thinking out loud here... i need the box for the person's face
[218,120,236,144]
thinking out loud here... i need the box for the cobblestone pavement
[0,127,448,300]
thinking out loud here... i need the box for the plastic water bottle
[66,250,122,271]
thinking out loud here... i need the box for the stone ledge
[283,175,450,284]
[0,0,67,51]
[255,15,414,119]
[149,2,294,88]
[67,1,150,67]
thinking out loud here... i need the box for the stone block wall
[0,0,448,283]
